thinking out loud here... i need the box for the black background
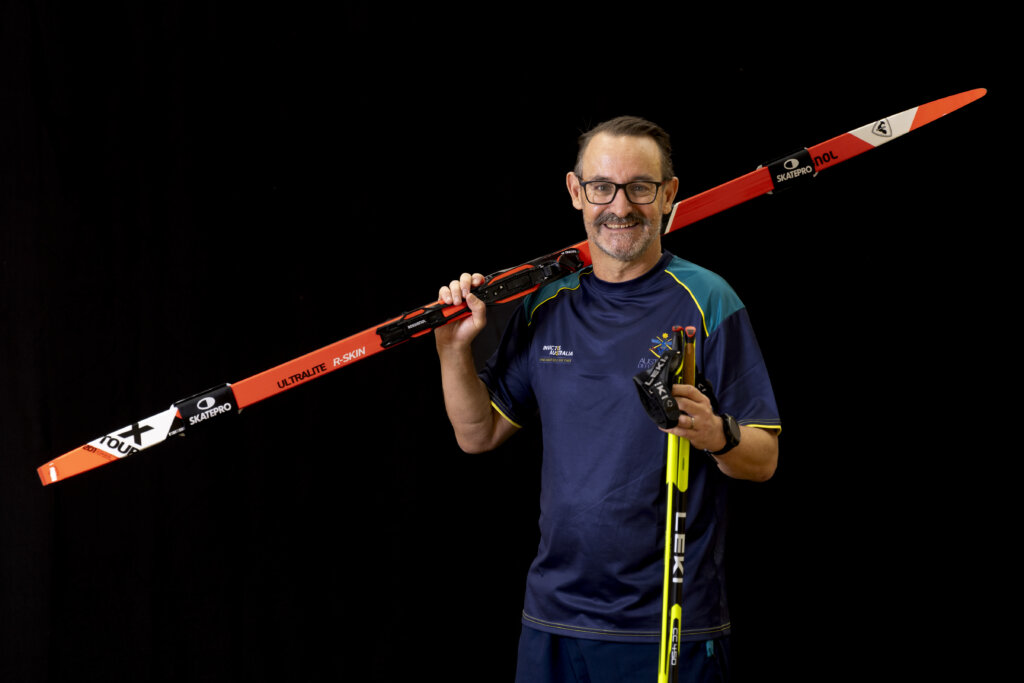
[2,4,1012,682]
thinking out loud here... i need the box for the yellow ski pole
[658,325,696,683]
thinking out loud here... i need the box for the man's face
[568,133,678,263]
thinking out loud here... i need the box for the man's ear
[566,171,585,211]
[662,176,680,214]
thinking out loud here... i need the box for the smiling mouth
[597,213,644,230]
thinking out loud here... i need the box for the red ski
[37,88,986,486]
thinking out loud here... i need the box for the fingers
[661,384,723,452]
[672,388,711,428]
[434,272,489,351]
[439,272,485,306]
[669,383,707,408]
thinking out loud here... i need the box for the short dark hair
[574,115,674,180]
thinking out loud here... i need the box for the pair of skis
[36,87,987,486]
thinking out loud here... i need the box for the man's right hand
[434,272,488,350]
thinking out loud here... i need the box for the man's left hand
[662,384,726,453]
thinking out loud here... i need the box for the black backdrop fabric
[2,4,1012,682]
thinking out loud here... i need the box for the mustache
[595,211,649,227]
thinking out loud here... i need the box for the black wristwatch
[708,414,741,456]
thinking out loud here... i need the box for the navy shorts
[514,626,730,683]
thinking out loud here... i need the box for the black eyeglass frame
[577,178,668,205]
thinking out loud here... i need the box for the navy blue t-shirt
[479,250,780,643]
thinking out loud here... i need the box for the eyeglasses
[577,178,666,205]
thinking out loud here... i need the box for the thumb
[464,291,488,332]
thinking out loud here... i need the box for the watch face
[724,415,740,445]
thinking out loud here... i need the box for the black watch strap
[709,413,741,456]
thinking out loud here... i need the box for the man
[434,116,780,682]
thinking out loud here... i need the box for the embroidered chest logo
[636,331,676,370]
[539,344,575,364]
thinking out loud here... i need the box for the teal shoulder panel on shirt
[521,266,592,325]
[661,255,744,337]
